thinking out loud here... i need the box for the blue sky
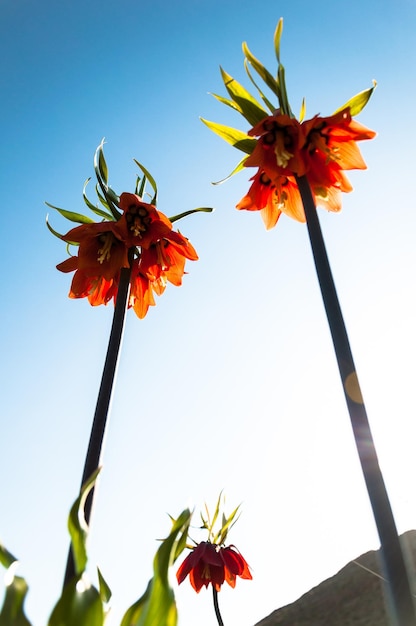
[1,0,416,624]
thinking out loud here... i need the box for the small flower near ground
[176,494,252,626]
[176,541,251,592]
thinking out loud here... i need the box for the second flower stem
[296,174,416,626]
[212,587,224,626]
[63,265,131,588]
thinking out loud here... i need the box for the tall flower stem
[212,587,224,626]
[296,174,416,625]
[63,265,131,588]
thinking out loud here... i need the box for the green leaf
[120,509,191,626]
[215,504,241,545]
[92,142,121,221]
[274,18,284,63]
[45,215,79,244]
[210,92,242,114]
[68,468,101,577]
[0,574,32,626]
[212,155,249,185]
[105,186,120,207]
[94,140,108,186]
[95,184,110,210]
[242,42,280,99]
[200,118,256,154]
[45,203,95,225]
[169,207,214,223]
[277,63,292,117]
[133,160,158,205]
[136,175,146,198]
[0,545,18,570]
[97,568,112,605]
[243,60,276,114]
[82,179,115,221]
[220,67,268,126]
[299,97,306,122]
[210,492,223,534]
[332,80,377,116]
[47,576,104,626]
[82,179,100,212]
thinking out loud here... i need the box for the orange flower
[129,235,198,319]
[239,108,375,222]
[56,224,128,306]
[57,194,198,317]
[116,192,175,249]
[245,113,305,178]
[236,169,305,228]
[176,542,252,593]
[300,109,376,212]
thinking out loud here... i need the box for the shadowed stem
[212,587,224,626]
[63,265,132,588]
[296,174,416,626]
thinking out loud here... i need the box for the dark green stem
[212,587,224,626]
[63,265,131,588]
[296,174,416,626]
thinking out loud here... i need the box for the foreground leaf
[97,568,112,605]
[120,509,191,626]
[0,574,32,626]
[68,468,101,576]
[0,545,18,570]
[48,576,103,626]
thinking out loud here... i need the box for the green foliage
[93,140,121,221]
[219,67,268,126]
[67,468,101,576]
[0,572,32,626]
[200,118,256,154]
[241,41,280,100]
[203,17,376,186]
[47,577,104,626]
[333,80,377,116]
[200,492,241,546]
[45,202,96,225]
[169,207,214,223]
[120,509,191,626]
[97,568,112,605]
[133,160,158,205]
[0,544,18,569]
[46,469,105,626]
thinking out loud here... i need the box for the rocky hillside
[255,530,416,626]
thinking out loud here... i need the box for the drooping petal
[118,192,174,248]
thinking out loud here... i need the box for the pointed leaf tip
[274,18,284,63]
[333,80,377,116]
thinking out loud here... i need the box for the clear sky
[1,0,416,624]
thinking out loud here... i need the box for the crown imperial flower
[202,19,376,229]
[176,541,252,593]
[49,143,210,318]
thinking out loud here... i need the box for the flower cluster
[202,18,376,230]
[57,192,198,319]
[176,494,252,598]
[177,541,251,592]
[238,109,376,228]
[49,143,209,319]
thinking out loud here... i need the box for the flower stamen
[97,233,114,264]
[125,204,152,237]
